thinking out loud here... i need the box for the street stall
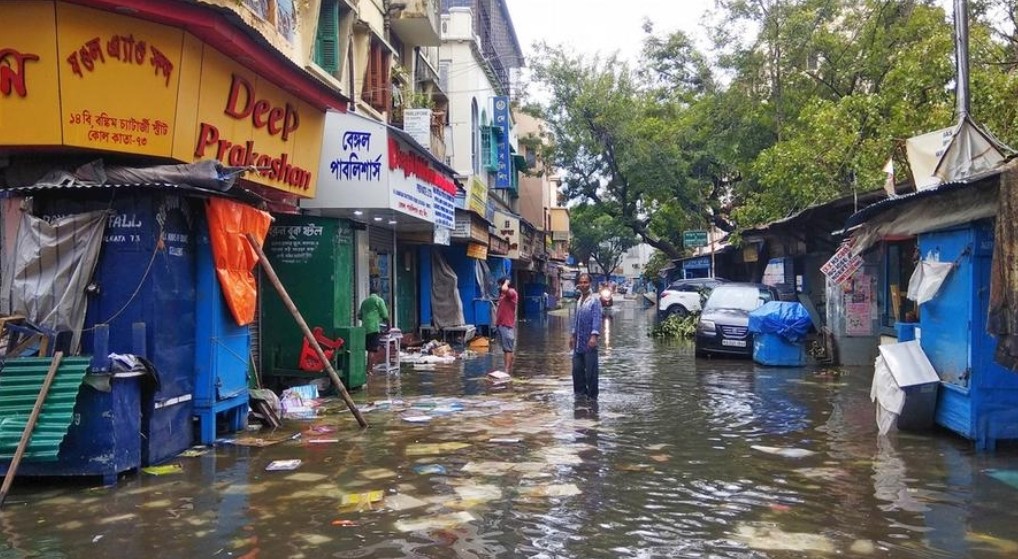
[844,122,1017,448]
[0,162,268,481]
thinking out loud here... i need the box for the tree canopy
[568,204,638,282]
[527,0,1018,256]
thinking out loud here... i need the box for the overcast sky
[504,0,715,65]
[505,0,962,67]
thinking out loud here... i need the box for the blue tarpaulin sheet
[748,301,814,342]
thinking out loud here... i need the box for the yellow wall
[0,1,325,197]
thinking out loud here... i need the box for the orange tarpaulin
[206,198,272,326]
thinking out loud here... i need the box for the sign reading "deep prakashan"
[0,1,325,198]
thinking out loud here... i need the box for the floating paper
[751,445,817,459]
[394,511,477,533]
[265,459,302,471]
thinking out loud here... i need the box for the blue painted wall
[922,221,1018,449]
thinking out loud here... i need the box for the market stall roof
[843,167,1003,254]
[844,168,1003,230]
[0,160,264,205]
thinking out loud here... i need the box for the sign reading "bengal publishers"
[0,1,325,198]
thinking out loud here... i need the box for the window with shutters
[363,40,391,113]
[481,126,496,172]
[314,0,339,74]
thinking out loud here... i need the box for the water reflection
[2,300,1018,558]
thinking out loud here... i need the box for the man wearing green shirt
[359,287,389,371]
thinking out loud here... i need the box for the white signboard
[403,109,432,151]
[494,210,520,260]
[307,111,388,209]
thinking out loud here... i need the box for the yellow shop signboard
[0,1,324,198]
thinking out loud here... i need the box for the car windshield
[703,285,773,312]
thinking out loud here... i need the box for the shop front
[0,0,337,476]
[305,110,456,337]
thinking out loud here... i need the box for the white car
[657,278,728,320]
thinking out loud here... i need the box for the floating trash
[517,484,582,498]
[384,493,429,511]
[394,511,476,533]
[178,446,209,458]
[412,464,447,475]
[142,464,183,476]
[733,522,835,553]
[360,468,398,480]
[401,414,433,423]
[265,459,302,471]
[406,442,470,456]
[751,445,817,459]
[340,490,385,509]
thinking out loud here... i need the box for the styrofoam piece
[877,340,940,387]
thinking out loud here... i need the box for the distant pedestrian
[494,276,518,373]
[570,272,602,399]
[358,287,388,371]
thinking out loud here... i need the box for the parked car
[657,277,728,320]
[695,283,780,358]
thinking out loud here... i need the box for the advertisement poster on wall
[845,271,874,336]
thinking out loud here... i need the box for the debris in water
[412,464,447,475]
[142,464,183,476]
[265,459,302,471]
[751,445,816,459]
[733,522,835,553]
[394,511,476,533]
[517,484,582,498]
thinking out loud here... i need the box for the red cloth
[495,288,518,327]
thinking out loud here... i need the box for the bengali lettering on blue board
[493,96,512,189]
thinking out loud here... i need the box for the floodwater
[4,300,1018,558]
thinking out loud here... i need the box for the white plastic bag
[906,260,954,305]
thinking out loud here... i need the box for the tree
[528,43,714,259]
[569,204,637,282]
[529,0,1018,239]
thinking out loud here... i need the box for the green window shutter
[481,126,495,172]
[315,0,339,73]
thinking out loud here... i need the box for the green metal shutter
[315,0,340,74]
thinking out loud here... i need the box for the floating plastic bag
[747,302,814,342]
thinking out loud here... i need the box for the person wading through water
[570,272,602,399]
[494,276,518,374]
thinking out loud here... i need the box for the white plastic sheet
[906,259,954,305]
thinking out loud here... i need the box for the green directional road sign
[683,230,708,248]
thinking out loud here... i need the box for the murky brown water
[3,300,1018,558]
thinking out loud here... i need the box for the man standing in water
[570,272,602,399]
[494,276,518,374]
[359,287,388,371]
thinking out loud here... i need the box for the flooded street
[4,300,1018,558]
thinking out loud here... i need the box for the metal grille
[721,326,748,338]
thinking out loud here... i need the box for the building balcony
[390,0,441,47]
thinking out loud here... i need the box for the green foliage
[651,313,699,339]
[570,204,637,279]
[527,0,1018,237]
[642,250,672,281]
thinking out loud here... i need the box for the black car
[695,283,780,358]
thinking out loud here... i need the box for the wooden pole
[245,233,368,428]
[0,351,64,508]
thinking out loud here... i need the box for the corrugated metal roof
[0,356,90,462]
[0,181,255,203]
[844,168,1003,229]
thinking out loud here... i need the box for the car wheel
[667,305,689,318]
